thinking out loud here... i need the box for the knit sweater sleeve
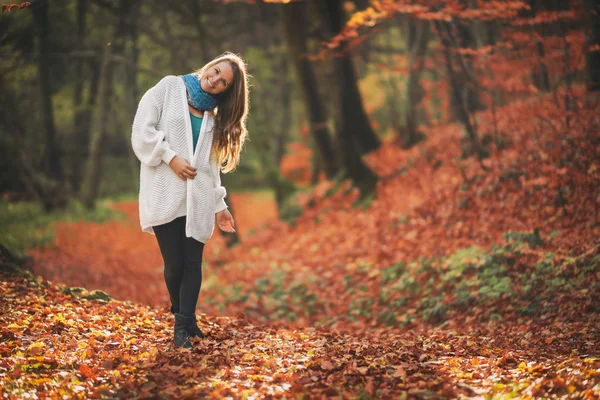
[212,159,228,213]
[131,78,177,167]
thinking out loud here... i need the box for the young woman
[131,52,250,349]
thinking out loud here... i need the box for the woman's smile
[200,61,234,94]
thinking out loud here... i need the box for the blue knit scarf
[181,73,218,111]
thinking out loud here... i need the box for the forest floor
[2,90,600,399]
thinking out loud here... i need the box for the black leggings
[152,216,205,316]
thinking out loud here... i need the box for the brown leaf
[27,342,44,356]
[101,359,114,370]
[392,366,407,378]
[321,360,334,370]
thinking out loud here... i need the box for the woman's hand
[216,209,236,233]
[168,156,197,181]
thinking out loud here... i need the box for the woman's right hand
[168,156,197,181]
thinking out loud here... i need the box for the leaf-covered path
[2,90,600,398]
[2,270,599,399]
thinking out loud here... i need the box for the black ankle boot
[171,307,204,339]
[189,315,205,339]
[173,313,194,349]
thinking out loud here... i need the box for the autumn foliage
[2,270,598,398]
[2,84,597,398]
[1,2,30,14]
[2,0,600,397]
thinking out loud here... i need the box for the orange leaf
[79,363,95,379]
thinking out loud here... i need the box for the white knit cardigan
[131,75,228,244]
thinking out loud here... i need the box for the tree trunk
[82,44,112,209]
[125,1,141,191]
[260,26,297,215]
[273,52,294,208]
[317,0,380,156]
[310,148,322,185]
[383,23,402,140]
[444,2,482,119]
[189,0,211,65]
[317,0,378,197]
[585,0,600,91]
[72,0,90,193]
[339,49,380,156]
[282,0,339,179]
[354,0,372,78]
[0,85,66,210]
[337,55,379,195]
[32,0,63,183]
[526,0,551,91]
[404,19,430,148]
[437,21,486,162]
[160,10,185,73]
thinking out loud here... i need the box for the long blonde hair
[194,52,250,173]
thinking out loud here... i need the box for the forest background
[1,0,599,398]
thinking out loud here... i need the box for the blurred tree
[403,18,430,148]
[20,0,72,210]
[97,0,144,195]
[71,0,90,193]
[3,0,589,213]
[0,81,33,201]
[124,1,141,191]
[32,0,64,184]
[524,0,551,92]
[450,0,484,119]
[314,0,380,156]
[282,0,339,179]
[82,43,112,209]
[585,0,600,91]
[174,0,211,65]
[313,0,378,197]
[82,0,138,208]
[436,20,487,162]
[380,24,403,140]
[247,42,297,214]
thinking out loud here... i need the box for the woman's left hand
[216,209,236,233]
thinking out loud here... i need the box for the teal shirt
[190,112,203,153]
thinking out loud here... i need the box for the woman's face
[200,61,234,95]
